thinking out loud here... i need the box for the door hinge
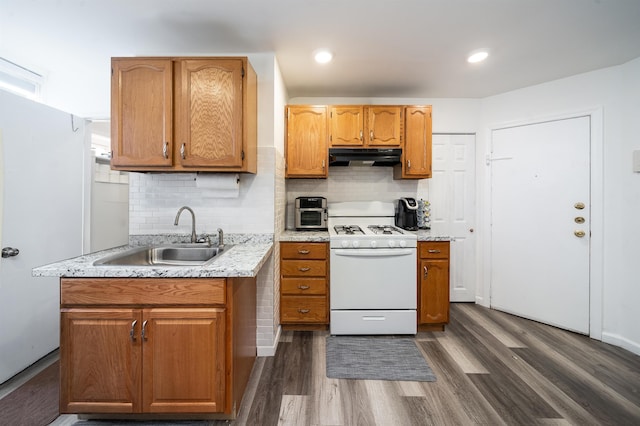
[241,67,245,78]
[241,150,245,160]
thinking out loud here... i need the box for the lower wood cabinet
[59,277,256,418]
[280,242,329,329]
[418,241,450,330]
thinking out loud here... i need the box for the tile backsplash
[285,165,429,229]
[128,147,277,236]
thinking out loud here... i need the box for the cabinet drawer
[281,260,327,277]
[61,278,226,306]
[281,277,327,295]
[419,242,450,259]
[281,243,327,260]
[281,296,327,323]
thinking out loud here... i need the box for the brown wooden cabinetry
[285,106,328,178]
[395,106,433,179]
[111,57,257,173]
[59,277,255,418]
[418,241,450,330]
[280,242,329,328]
[329,105,402,147]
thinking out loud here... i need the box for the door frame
[479,107,604,340]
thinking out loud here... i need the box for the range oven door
[330,248,417,335]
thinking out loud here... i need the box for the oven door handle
[333,248,415,257]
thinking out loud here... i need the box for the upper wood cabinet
[330,106,402,147]
[394,106,433,179]
[285,105,328,178]
[111,59,173,168]
[111,57,257,173]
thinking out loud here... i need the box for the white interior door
[430,134,476,302]
[0,92,85,382]
[490,116,590,334]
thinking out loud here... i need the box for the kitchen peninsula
[33,234,272,419]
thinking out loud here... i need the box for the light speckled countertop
[33,234,274,279]
[279,229,451,242]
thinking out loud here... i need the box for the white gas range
[327,201,417,335]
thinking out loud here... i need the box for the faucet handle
[217,228,224,248]
[196,234,212,246]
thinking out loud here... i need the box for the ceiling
[2,0,640,117]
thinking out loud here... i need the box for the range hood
[328,148,402,167]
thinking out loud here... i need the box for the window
[0,57,43,100]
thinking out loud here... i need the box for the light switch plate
[634,150,640,173]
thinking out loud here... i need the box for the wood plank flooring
[8,303,640,425]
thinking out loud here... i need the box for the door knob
[1,247,19,258]
[574,230,586,238]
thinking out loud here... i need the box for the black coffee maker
[395,197,419,230]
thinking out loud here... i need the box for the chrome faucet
[174,206,197,243]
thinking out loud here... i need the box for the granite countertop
[33,234,274,279]
[279,229,451,242]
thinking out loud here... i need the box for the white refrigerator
[0,90,85,383]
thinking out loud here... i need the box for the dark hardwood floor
[13,303,640,425]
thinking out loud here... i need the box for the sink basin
[93,244,227,266]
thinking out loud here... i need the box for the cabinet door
[402,106,432,178]
[365,106,402,146]
[330,106,365,146]
[175,59,244,168]
[418,259,450,324]
[142,308,226,413]
[111,59,173,168]
[60,309,142,413]
[285,106,328,177]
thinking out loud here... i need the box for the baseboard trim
[601,331,640,356]
[256,325,281,357]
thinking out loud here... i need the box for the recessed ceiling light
[467,49,489,63]
[314,49,334,64]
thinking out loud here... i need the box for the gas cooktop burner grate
[367,225,405,235]
[333,225,364,235]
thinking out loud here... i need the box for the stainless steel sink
[93,244,227,266]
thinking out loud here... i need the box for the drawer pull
[130,320,137,341]
[298,249,310,254]
[428,249,441,254]
[298,309,310,314]
[298,267,311,272]
[298,285,310,290]
[141,320,148,341]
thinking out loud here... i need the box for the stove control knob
[352,240,360,248]
[341,240,349,248]
[399,240,407,248]
[388,240,396,248]
[370,240,377,248]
